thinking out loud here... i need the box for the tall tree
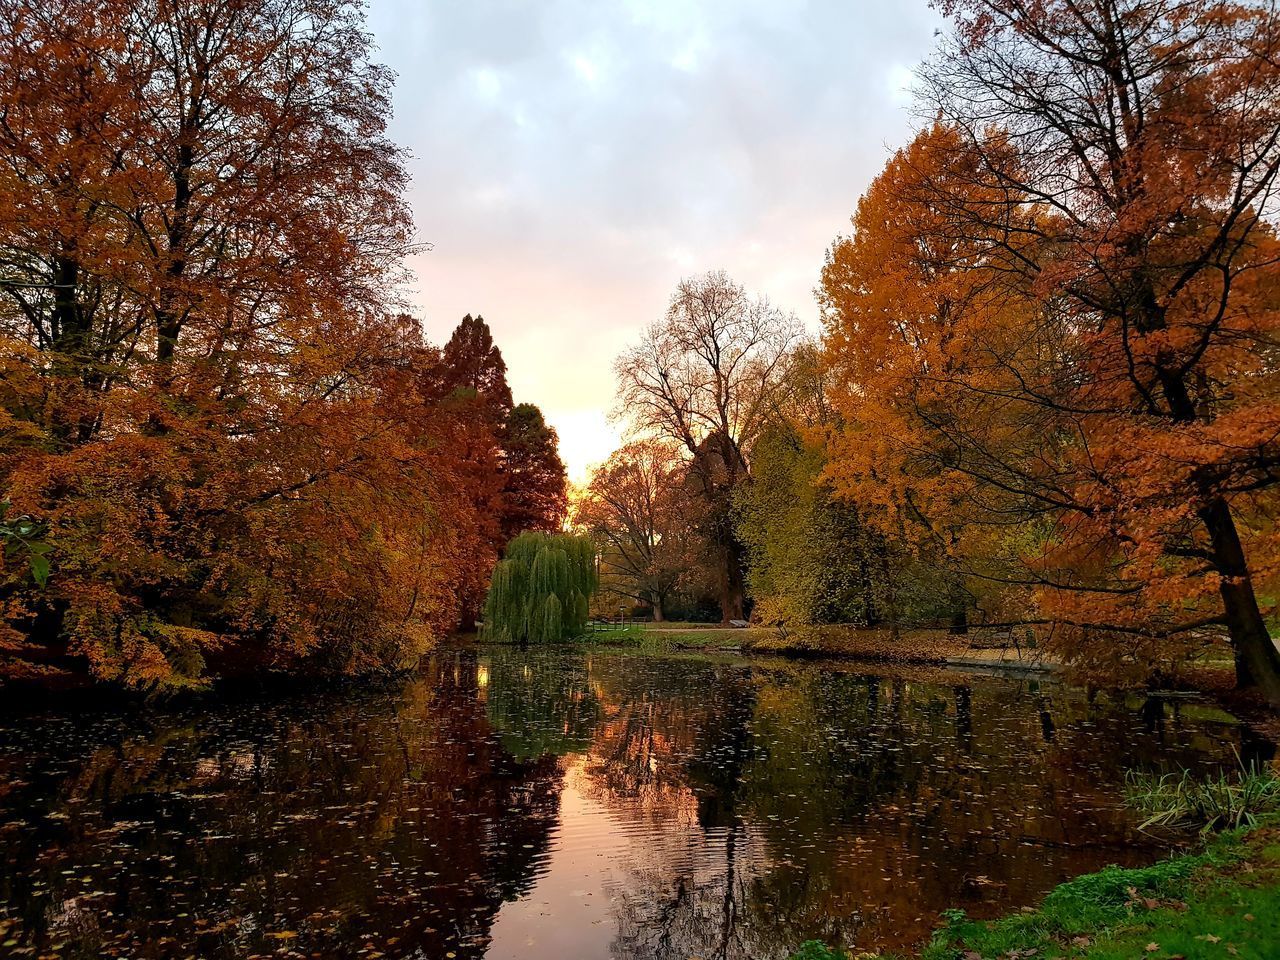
[0,0,470,687]
[417,317,569,626]
[417,314,513,629]
[614,271,801,622]
[892,0,1280,700]
[821,126,1026,638]
[427,314,514,426]
[500,403,568,540]
[575,439,693,621]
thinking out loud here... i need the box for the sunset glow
[366,0,942,482]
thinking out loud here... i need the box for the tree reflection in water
[0,647,1272,959]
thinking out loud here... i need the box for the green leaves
[0,499,52,587]
[482,532,596,642]
[27,544,51,587]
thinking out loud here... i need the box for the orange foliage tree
[418,315,568,628]
[821,126,1041,635]
[0,0,510,688]
[826,0,1280,703]
[574,439,694,621]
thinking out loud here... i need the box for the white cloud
[470,66,502,101]
[367,0,946,481]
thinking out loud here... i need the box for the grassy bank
[583,621,1055,670]
[791,817,1280,960]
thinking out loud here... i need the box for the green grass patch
[581,624,754,650]
[576,626,676,653]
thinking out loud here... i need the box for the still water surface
[0,647,1273,959]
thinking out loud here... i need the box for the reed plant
[1125,754,1280,835]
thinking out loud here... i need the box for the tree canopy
[0,2,566,689]
[482,532,596,644]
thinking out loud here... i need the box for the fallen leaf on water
[1145,944,1159,953]
[1195,934,1221,943]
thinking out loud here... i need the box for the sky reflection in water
[0,647,1273,959]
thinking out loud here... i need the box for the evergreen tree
[427,314,514,427]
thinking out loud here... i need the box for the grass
[1125,759,1280,836]
[583,625,674,652]
[789,815,1280,960]
[582,622,757,650]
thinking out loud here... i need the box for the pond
[0,646,1274,959]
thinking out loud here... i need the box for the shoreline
[789,816,1280,960]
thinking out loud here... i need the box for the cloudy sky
[366,0,944,483]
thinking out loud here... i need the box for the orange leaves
[820,126,1036,557]
[820,0,1280,696]
[0,2,517,689]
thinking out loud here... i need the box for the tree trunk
[948,590,969,635]
[880,550,900,641]
[651,598,665,623]
[719,538,746,623]
[1199,497,1280,706]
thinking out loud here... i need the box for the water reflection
[0,648,1271,959]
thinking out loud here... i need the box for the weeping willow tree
[482,532,597,642]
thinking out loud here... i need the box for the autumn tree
[574,439,694,621]
[418,317,568,624]
[823,0,1280,701]
[500,403,568,540]
[416,315,513,628]
[0,0,475,687]
[614,272,802,622]
[737,423,881,627]
[821,126,1031,639]
[738,339,954,631]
